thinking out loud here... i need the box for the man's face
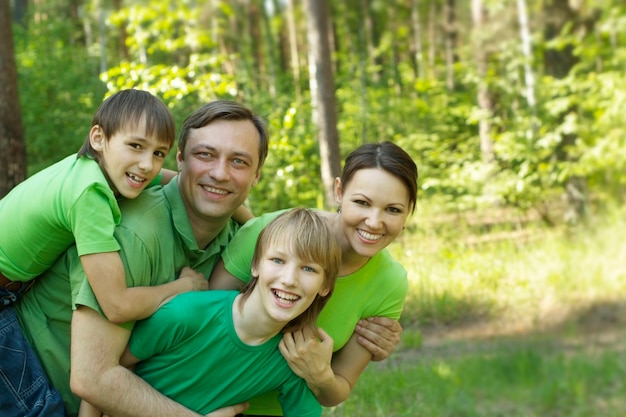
[176,119,260,228]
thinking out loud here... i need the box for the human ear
[176,150,184,171]
[318,283,331,297]
[89,125,106,151]
[333,177,343,206]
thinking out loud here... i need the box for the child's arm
[81,253,207,324]
[159,168,178,185]
[231,205,254,224]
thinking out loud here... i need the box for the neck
[232,294,284,346]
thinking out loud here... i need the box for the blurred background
[1,0,625,415]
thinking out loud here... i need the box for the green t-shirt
[130,290,321,417]
[0,154,121,281]
[16,180,239,416]
[222,209,409,415]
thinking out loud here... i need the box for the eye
[270,257,284,265]
[302,265,317,273]
[387,207,403,214]
[196,151,213,159]
[154,150,167,159]
[129,143,142,150]
[353,199,369,206]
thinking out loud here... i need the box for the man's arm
[354,317,403,361]
[70,306,203,417]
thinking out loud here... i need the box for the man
[16,100,267,417]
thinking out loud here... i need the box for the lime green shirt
[0,154,120,281]
[16,180,239,416]
[222,210,409,415]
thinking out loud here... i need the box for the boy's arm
[80,253,207,324]
[159,168,178,185]
[231,205,255,224]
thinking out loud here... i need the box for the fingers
[205,402,249,417]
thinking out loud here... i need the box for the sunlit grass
[322,203,626,417]
[391,203,626,330]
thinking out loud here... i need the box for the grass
[322,202,626,416]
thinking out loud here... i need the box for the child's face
[251,243,329,325]
[91,120,171,198]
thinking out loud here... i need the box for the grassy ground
[322,202,626,417]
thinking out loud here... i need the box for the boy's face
[251,243,330,325]
[90,119,171,198]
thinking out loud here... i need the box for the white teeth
[358,229,383,241]
[273,289,300,303]
[127,173,145,183]
[203,185,228,195]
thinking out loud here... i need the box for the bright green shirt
[222,209,409,415]
[130,290,321,417]
[0,154,120,281]
[16,180,239,416]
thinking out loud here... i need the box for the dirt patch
[394,298,626,364]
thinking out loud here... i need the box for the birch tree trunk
[305,0,342,207]
[471,0,495,164]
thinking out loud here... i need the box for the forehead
[345,168,410,202]
[188,120,259,157]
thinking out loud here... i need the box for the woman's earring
[336,205,342,213]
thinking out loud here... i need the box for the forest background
[1,0,625,416]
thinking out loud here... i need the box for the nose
[280,264,299,287]
[209,159,230,182]
[364,209,383,229]
[137,153,154,172]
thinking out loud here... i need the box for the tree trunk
[471,0,495,164]
[0,1,27,197]
[305,0,342,207]
[286,0,302,100]
[444,0,457,91]
[543,0,589,223]
[409,0,425,80]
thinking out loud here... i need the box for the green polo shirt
[0,154,120,282]
[16,179,239,416]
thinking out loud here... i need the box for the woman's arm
[355,317,403,361]
[279,328,371,407]
[208,260,245,291]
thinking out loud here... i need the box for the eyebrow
[352,193,408,208]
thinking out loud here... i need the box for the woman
[211,141,418,415]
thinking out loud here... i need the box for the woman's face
[336,168,411,259]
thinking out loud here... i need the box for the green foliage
[14,20,106,174]
[12,0,626,213]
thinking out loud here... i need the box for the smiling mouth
[357,229,383,241]
[126,172,146,184]
[202,185,229,195]
[272,289,300,306]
